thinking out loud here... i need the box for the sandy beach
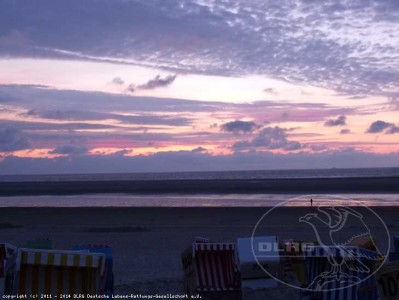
[1,206,398,297]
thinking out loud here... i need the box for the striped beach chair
[303,246,380,300]
[376,260,399,300]
[195,237,210,243]
[72,245,114,295]
[13,248,106,296]
[182,243,242,300]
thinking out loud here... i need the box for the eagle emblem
[299,206,383,289]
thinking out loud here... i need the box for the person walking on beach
[310,198,313,207]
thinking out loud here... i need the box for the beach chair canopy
[14,248,106,295]
[16,248,105,273]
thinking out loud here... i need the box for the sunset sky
[0,0,399,174]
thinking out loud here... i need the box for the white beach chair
[13,248,106,296]
[236,236,280,289]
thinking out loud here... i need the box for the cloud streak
[126,74,177,93]
[138,74,177,90]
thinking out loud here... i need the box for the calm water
[0,194,398,207]
[1,167,399,182]
[0,168,398,207]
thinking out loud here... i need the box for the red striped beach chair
[182,242,242,300]
[13,248,106,296]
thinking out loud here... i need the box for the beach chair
[181,242,242,300]
[194,237,210,243]
[302,246,380,300]
[376,260,399,300]
[0,243,17,296]
[236,236,280,289]
[72,245,114,295]
[13,248,105,296]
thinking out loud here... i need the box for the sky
[0,0,399,174]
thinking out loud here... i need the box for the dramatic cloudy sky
[0,0,398,174]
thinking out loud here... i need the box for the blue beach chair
[302,246,380,300]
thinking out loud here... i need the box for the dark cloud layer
[1,148,399,174]
[0,127,31,152]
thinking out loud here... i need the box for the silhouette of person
[310,198,313,207]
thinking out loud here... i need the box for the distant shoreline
[1,176,399,196]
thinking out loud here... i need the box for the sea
[0,167,398,207]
